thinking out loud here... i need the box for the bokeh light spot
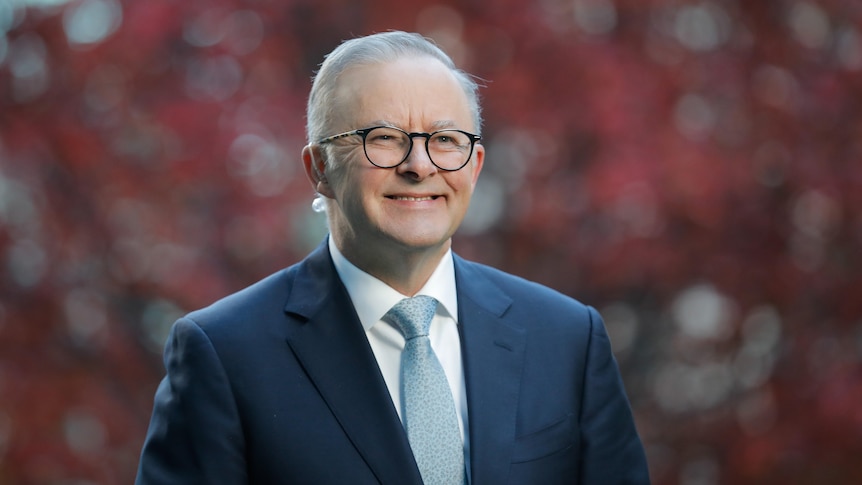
[674,93,716,141]
[613,183,664,238]
[183,8,226,48]
[0,3,18,35]
[741,306,782,356]
[733,306,781,389]
[573,0,617,36]
[0,35,8,66]
[751,65,800,112]
[64,410,106,455]
[7,32,50,102]
[6,238,47,287]
[652,361,735,413]
[791,189,841,240]
[0,173,41,236]
[224,10,264,56]
[64,288,108,346]
[679,456,720,485]
[141,299,184,353]
[461,175,505,235]
[673,2,730,52]
[601,302,640,356]
[186,55,243,101]
[671,283,735,341]
[416,5,467,64]
[62,0,122,47]
[787,1,831,49]
[227,133,295,197]
[836,27,862,70]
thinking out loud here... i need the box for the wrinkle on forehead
[331,56,474,133]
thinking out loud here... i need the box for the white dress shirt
[328,237,471,470]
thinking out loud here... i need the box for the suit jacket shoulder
[186,268,292,330]
[182,242,338,346]
[453,254,594,327]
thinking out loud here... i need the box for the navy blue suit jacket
[136,241,649,484]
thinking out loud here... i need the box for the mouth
[386,195,440,201]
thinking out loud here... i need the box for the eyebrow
[429,120,458,130]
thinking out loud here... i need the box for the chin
[387,230,452,251]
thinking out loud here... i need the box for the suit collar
[453,254,513,318]
[327,236,460,331]
[283,241,423,485]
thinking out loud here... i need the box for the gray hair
[306,31,483,151]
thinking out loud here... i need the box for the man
[136,31,649,484]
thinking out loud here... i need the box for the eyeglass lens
[363,127,473,170]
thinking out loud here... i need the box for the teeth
[391,196,434,201]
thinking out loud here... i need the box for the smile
[387,196,438,201]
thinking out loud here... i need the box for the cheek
[450,172,477,196]
[324,155,350,184]
[324,143,366,178]
[333,168,378,211]
[325,153,363,198]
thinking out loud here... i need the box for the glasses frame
[317,125,481,172]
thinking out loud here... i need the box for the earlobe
[302,144,335,198]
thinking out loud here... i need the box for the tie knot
[385,295,438,340]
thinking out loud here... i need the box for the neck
[335,238,450,296]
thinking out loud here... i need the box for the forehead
[333,56,473,130]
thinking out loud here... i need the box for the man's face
[318,56,484,259]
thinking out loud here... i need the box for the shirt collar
[328,236,458,332]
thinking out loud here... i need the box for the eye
[366,127,408,148]
[430,131,468,150]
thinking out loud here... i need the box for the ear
[469,142,485,189]
[302,144,336,199]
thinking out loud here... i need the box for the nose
[396,136,437,180]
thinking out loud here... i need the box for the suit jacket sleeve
[136,317,248,485]
[579,306,649,484]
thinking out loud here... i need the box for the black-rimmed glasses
[317,125,481,172]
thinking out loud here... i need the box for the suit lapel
[454,256,526,484]
[283,243,423,485]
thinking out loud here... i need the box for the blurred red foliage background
[1,0,861,483]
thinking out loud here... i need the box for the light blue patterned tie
[385,296,465,485]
